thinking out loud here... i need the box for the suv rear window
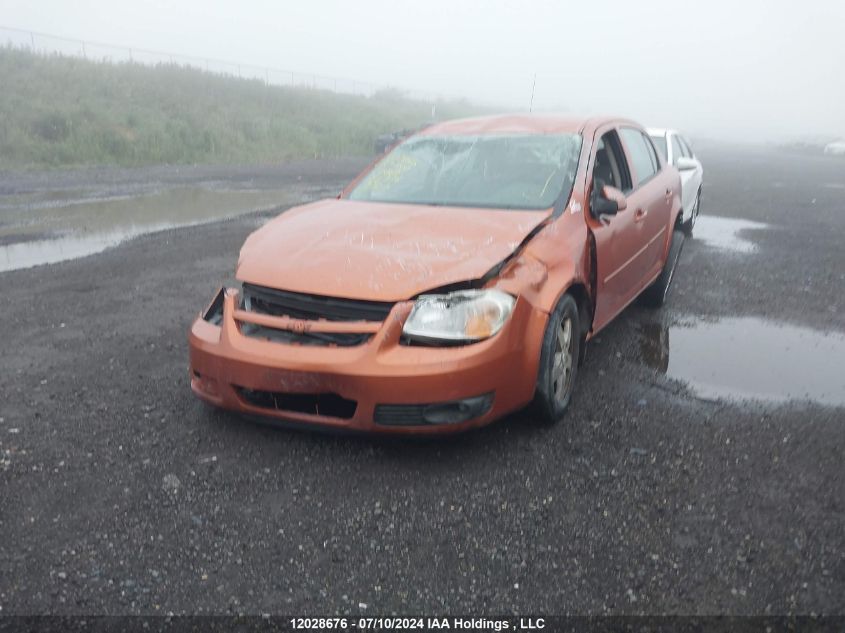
[671,135,684,164]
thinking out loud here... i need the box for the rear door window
[679,136,694,157]
[620,128,658,187]
[649,134,668,163]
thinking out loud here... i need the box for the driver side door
[586,126,641,332]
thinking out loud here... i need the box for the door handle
[634,208,647,221]
[665,188,672,198]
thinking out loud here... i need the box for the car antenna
[529,73,537,113]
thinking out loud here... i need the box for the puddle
[0,190,139,212]
[3,225,213,271]
[693,216,769,253]
[0,187,294,272]
[639,317,845,407]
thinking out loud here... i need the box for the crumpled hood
[236,198,549,301]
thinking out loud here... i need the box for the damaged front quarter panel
[490,205,593,321]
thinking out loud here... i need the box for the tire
[683,189,701,236]
[642,228,685,307]
[533,294,581,424]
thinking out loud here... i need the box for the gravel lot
[0,145,843,615]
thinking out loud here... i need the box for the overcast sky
[2,0,843,141]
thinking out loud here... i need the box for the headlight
[402,289,515,344]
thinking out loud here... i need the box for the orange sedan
[189,115,684,433]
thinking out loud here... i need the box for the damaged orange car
[189,115,684,433]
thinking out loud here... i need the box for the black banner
[1,616,844,633]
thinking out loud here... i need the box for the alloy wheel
[552,317,574,405]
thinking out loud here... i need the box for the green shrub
[0,47,488,169]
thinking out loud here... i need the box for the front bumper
[188,288,547,434]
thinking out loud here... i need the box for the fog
[4,0,844,142]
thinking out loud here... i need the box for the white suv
[647,128,703,234]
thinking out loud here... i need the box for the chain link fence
[0,25,450,103]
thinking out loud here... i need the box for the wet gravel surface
[0,146,843,615]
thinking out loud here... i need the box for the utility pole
[529,73,537,113]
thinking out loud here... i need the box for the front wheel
[533,294,581,424]
[642,228,685,307]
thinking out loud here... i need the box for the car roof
[419,114,631,136]
[646,127,676,137]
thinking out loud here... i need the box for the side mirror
[675,156,698,171]
[591,184,627,217]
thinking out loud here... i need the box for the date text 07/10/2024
[289,616,546,631]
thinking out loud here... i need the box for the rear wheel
[683,189,701,236]
[642,228,685,307]
[533,294,581,424]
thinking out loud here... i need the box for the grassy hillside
[0,47,485,169]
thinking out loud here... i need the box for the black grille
[241,283,393,322]
[236,387,357,419]
[375,393,494,426]
[373,404,429,426]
